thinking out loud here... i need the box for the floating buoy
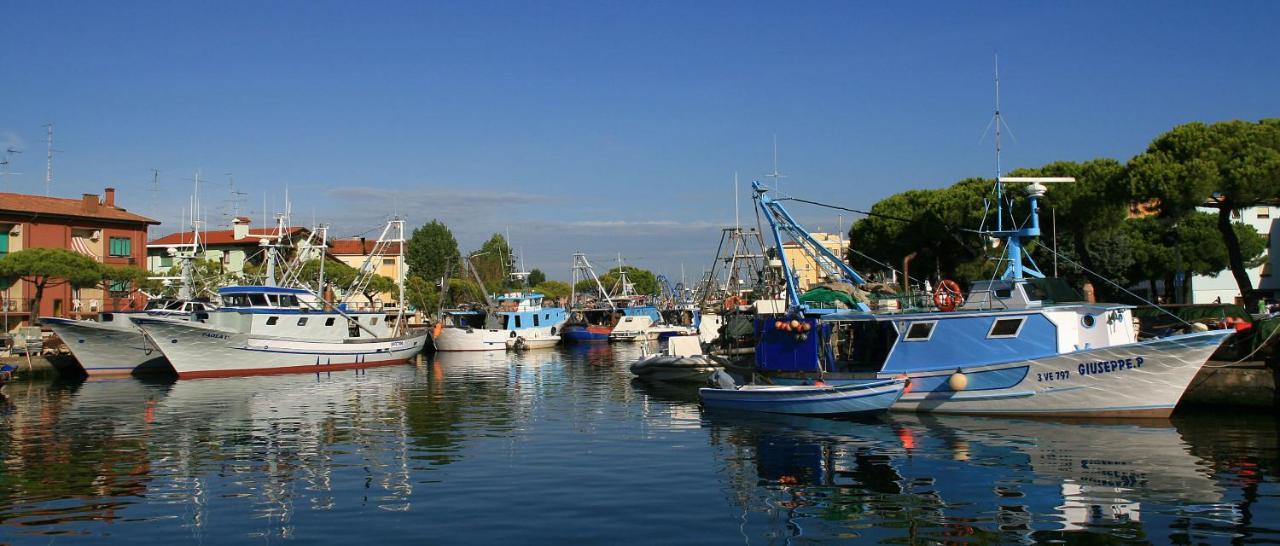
[948,371,968,391]
[775,320,785,330]
[800,322,811,332]
[790,319,801,330]
[1191,322,1209,332]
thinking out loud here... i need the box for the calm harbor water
[1,344,1276,544]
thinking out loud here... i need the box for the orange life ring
[932,279,964,312]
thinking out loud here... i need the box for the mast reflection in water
[0,344,1276,544]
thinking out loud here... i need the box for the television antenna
[43,123,62,196]
[1,148,22,192]
[764,134,786,195]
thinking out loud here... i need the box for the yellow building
[329,237,404,309]
[781,232,849,291]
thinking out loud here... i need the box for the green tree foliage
[470,234,513,294]
[404,275,439,314]
[532,280,570,300]
[163,258,232,298]
[846,178,998,284]
[1128,119,1280,304]
[445,278,486,307]
[0,248,104,321]
[1120,213,1267,302]
[527,268,546,287]
[578,265,658,296]
[406,220,460,284]
[293,258,397,304]
[100,265,159,306]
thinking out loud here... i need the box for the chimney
[103,187,116,207]
[82,193,100,213]
[232,216,250,240]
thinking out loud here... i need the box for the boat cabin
[757,279,1138,375]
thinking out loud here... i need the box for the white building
[1189,203,1278,305]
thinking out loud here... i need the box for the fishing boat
[132,219,430,378]
[629,335,722,382]
[561,253,662,343]
[42,227,218,377]
[744,168,1234,418]
[434,292,567,352]
[43,299,216,376]
[700,374,906,416]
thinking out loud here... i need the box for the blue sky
[2,1,1277,281]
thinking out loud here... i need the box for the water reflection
[702,409,1278,544]
[0,350,1275,544]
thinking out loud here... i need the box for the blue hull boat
[700,378,906,416]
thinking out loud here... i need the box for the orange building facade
[0,188,158,331]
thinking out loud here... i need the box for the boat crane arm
[753,181,869,312]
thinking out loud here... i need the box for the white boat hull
[435,325,563,352]
[880,329,1233,418]
[43,316,169,376]
[507,335,561,350]
[134,317,429,378]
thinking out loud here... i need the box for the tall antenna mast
[765,134,786,195]
[733,172,740,230]
[994,55,1003,232]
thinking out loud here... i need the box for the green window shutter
[0,228,8,257]
[109,280,130,292]
[109,237,132,257]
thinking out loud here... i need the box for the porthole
[1081,314,1096,328]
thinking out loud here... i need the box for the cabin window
[994,288,1013,299]
[297,317,308,326]
[325,317,336,327]
[349,320,360,337]
[224,295,250,307]
[533,314,540,327]
[280,295,299,308]
[267,295,279,306]
[1081,314,1096,328]
[514,316,522,328]
[988,317,1025,338]
[903,321,936,341]
[249,294,269,307]
[370,317,379,326]
[266,316,279,326]
[101,313,114,321]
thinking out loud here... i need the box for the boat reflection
[704,411,1241,543]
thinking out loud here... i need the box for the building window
[108,280,131,295]
[1260,209,1271,220]
[0,225,9,258]
[987,317,1026,338]
[108,237,132,257]
[383,258,395,266]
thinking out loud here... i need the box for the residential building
[1189,203,1279,305]
[329,237,405,309]
[781,232,849,292]
[0,188,159,331]
[147,216,320,279]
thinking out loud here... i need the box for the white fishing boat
[134,286,428,378]
[43,299,216,376]
[134,218,430,378]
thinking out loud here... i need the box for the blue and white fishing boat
[745,167,1234,418]
[700,375,906,416]
[561,253,663,343]
[433,292,568,352]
